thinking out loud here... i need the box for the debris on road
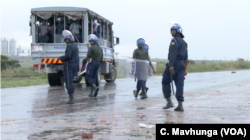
[232,71,236,73]
[82,133,93,138]
[139,123,155,129]
[139,123,147,128]
[164,122,176,124]
[100,120,107,122]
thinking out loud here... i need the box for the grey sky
[1,0,250,60]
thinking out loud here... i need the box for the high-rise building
[9,39,16,56]
[1,38,9,54]
[0,38,2,55]
[17,46,22,56]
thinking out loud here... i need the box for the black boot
[174,101,184,112]
[140,89,147,99]
[89,86,94,97]
[92,84,99,97]
[139,87,148,95]
[163,97,174,109]
[66,93,75,104]
[134,90,140,97]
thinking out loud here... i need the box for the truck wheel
[96,68,101,86]
[48,73,56,86]
[105,65,117,82]
[74,76,82,83]
[55,73,64,86]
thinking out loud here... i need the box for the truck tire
[74,76,82,83]
[96,68,101,86]
[105,65,117,82]
[55,73,64,86]
[48,73,56,86]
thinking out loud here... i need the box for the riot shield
[117,58,156,81]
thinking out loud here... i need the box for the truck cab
[30,7,119,86]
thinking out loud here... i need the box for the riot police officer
[162,23,188,112]
[133,38,156,99]
[59,33,79,104]
[84,34,103,97]
[138,44,150,96]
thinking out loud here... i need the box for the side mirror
[116,38,119,45]
[114,37,119,46]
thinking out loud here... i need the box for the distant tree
[1,55,21,70]
[1,55,9,61]
[7,60,21,68]
[237,58,245,62]
[0,58,7,71]
[1,55,9,71]
[189,60,196,65]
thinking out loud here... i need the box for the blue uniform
[56,23,64,34]
[86,60,100,85]
[59,42,79,94]
[162,34,188,102]
[85,44,103,86]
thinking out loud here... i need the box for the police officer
[162,23,188,112]
[138,44,150,96]
[84,34,103,97]
[59,33,79,104]
[133,39,156,99]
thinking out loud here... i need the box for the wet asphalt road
[1,70,250,139]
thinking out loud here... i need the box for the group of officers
[58,23,188,112]
[33,18,100,43]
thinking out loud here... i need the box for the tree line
[1,55,21,71]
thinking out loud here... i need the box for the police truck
[30,7,119,86]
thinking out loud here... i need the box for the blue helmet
[137,38,145,45]
[171,23,184,38]
[89,34,99,44]
[64,34,74,41]
[143,44,149,51]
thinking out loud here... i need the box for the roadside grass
[155,61,250,75]
[1,57,249,88]
[1,74,48,88]
[1,67,40,76]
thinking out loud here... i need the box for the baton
[170,73,175,96]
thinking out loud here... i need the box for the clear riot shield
[117,58,156,81]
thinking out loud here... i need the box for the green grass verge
[1,57,250,88]
[1,74,48,88]
[1,74,125,88]
[156,61,250,75]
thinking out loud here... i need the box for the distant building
[9,39,16,56]
[0,38,2,55]
[17,46,22,56]
[18,53,29,57]
[1,38,9,54]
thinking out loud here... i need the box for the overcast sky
[1,0,250,60]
